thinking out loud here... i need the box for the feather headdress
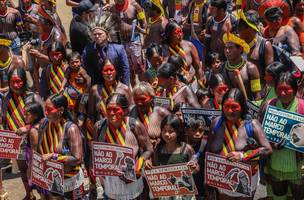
[87,11,119,42]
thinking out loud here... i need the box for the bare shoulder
[117,82,129,91]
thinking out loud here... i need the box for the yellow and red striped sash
[99,85,114,117]
[175,0,182,11]
[39,120,64,155]
[139,107,153,129]
[221,120,241,156]
[169,44,188,67]
[49,63,65,94]
[105,120,127,146]
[6,93,26,131]
[167,86,177,110]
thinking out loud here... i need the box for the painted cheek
[107,106,124,117]
[134,95,152,105]
[10,78,24,89]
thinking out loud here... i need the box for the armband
[135,156,144,176]
[236,0,243,5]
[250,79,261,92]
[137,11,145,20]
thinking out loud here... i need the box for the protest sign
[247,101,259,119]
[181,108,221,131]
[143,163,197,198]
[153,97,171,110]
[92,142,136,181]
[262,105,304,153]
[0,130,22,159]
[31,152,64,195]
[205,152,252,197]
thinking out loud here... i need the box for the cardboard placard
[153,97,171,110]
[0,130,23,159]
[143,163,197,198]
[92,142,136,181]
[205,152,252,197]
[181,108,221,132]
[262,105,304,153]
[31,152,64,195]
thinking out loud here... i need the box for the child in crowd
[144,114,199,200]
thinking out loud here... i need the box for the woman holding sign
[260,71,304,200]
[1,68,42,200]
[207,88,272,199]
[92,93,153,200]
[37,93,84,199]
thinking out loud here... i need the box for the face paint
[45,104,59,116]
[277,84,294,96]
[134,94,152,106]
[174,27,183,39]
[223,99,242,113]
[102,64,116,82]
[10,76,24,90]
[107,103,124,123]
[214,84,229,94]
[49,51,63,63]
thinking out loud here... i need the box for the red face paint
[264,74,273,82]
[102,64,116,81]
[49,51,63,62]
[134,94,152,106]
[174,27,183,38]
[10,76,24,90]
[45,104,59,116]
[277,84,294,96]
[214,84,228,94]
[107,103,124,123]
[223,99,242,113]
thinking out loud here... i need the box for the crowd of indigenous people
[1,0,304,199]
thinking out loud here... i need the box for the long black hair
[8,67,27,91]
[160,114,185,146]
[209,73,226,97]
[47,41,66,61]
[100,61,120,84]
[275,71,299,95]
[106,93,129,111]
[49,93,73,121]
[157,62,177,79]
[25,102,44,125]
[221,88,248,119]
[164,21,180,45]
[266,62,288,82]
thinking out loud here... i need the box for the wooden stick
[234,69,248,100]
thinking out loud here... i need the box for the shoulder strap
[213,116,223,133]
[244,120,254,138]
[259,38,267,70]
